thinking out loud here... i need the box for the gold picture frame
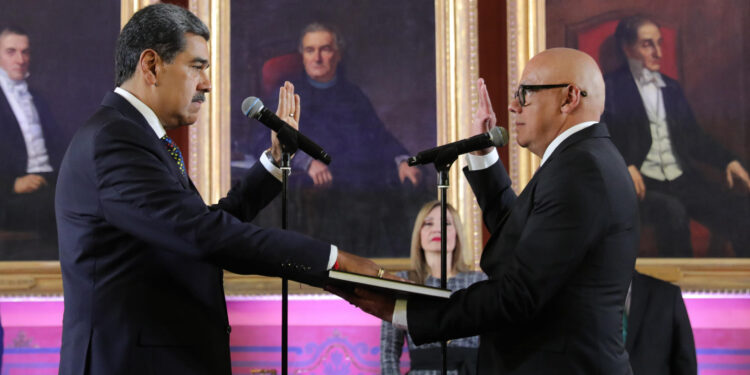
[506,0,750,292]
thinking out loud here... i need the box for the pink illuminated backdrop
[1,293,749,374]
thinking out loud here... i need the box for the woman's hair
[409,200,470,282]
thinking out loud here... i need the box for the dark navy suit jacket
[55,92,331,375]
[407,124,639,374]
[627,271,697,375]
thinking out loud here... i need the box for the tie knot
[161,135,177,148]
[12,81,31,100]
[160,135,186,176]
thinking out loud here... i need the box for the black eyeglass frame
[513,83,588,107]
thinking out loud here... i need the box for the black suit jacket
[55,92,331,375]
[627,271,697,375]
[601,66,736,173]
[0,86,64,200]
[407,124,639,374]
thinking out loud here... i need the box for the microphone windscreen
[241,96,264,118]
[489,126,509,147]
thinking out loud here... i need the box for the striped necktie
[160,135,186,176]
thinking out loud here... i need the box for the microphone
[407,126,509,166]
[241,97,331,165]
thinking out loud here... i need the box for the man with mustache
[55,4,384,374]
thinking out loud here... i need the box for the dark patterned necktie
[160,135,186,176]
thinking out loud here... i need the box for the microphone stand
[431,146,460,375]
[275,127,299,375]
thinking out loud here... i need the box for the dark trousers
[0,173,58,260]
[642,173,750,257]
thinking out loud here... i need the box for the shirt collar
[0,66,30,83]
[0,67,30,96]
[113,87,166,139]
[307,74,338,89]
[540,121,598,166]
[627,58,665,88]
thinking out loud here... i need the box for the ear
[560,85,583,114]
[138,49,161,87]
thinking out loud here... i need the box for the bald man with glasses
[335,48,639,374]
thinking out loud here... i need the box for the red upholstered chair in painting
[566,14,728,257]
[260,52,303,99]
[569,17,680,77]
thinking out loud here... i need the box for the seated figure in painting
[0,25,64,259]
[380,200,487,375]
[601,15,750,257]
[242,22,432,257]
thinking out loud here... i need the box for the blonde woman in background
[380,200,487,375]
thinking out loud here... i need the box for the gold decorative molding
[636,259,750,293]
[188,0,232,203]
[0,262,62,296]
[432,0,482,267]
[1,259,749,296]
[506,0,544,193]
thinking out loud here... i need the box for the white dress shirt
[627,59,683,181]
[113,87,338,268]
[0,67,53,173]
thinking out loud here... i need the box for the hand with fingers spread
[471,78,498,156]
[270,81,301,164]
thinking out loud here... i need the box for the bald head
[509,48,606,157]
[525,48,605,119]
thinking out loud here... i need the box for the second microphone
[408,126,509,166]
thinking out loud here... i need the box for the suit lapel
[101,92,190,189]
[618,69,651,130]
[0,87,29,168]
[626,273,649,352]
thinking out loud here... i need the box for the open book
[326,270,451,299]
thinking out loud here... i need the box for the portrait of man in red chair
[230,1,437,258]
[545,3,750,258]
[601,15,750,257]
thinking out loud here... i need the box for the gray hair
[115,3,210,86]
[298,22,345,53]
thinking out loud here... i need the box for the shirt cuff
[295,152,313,172]
[391,299,408,330]
[465,148,499,171]
[394,154,409,168]
[327,245,339,270]
[260,150,283,182]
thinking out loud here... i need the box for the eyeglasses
[513,83,587,107]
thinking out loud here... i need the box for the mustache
[192,92,206,102]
